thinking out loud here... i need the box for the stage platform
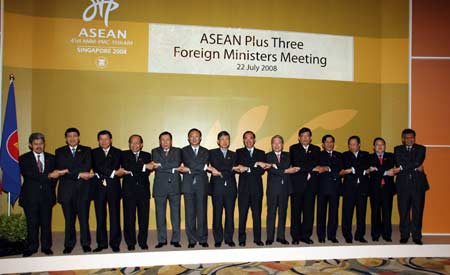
[1,228,450,274]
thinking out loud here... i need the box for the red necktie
[378,155,385,185]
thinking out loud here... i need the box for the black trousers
[23,201,53,251]
[342,192,368,240]
[370,190,393,240]
[316,193,339,240]
[154,194,181,244]
[397,188,426,240]
[184,191,208,244]
[123,196,150,247]
[238,192,262,243]
[266,193,288,241]
[212,192,236,243]
[290,189,316,241]
[94,188,122,248]
[61,198,91,248]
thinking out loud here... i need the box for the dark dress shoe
[112,246,120,252]
[93,246,106,252]
[170,242,182,248]
[277,239,289,245]
[330,238,339,243]
[82,245,91,253]
[140,244,148,250]
[239,241,246,247]
[254,241,264,246]
[292,240,300,245]
[265,240,273,245]
[155,242,167,248]
[318,238,326,243]
[372,237,379,242]
[128,245,135,251]
[400,238,409,244]
[413,239,423,245]
[383,237,392,242]
[41,248,53,255]
[23,249,36,257]
[214,242,221,248]
[188,243,196,248]
[63,247,74,254]
[357,238,368,243]
[345,238,353,244]
[200,242,209,248]
[226,241,236,247]
[301,238,314,244]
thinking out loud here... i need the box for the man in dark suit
[55,127,95,254]
[341,136,370,243]
[91,130,127,252]
[151,131,183,249]
[19,133,59,257]
[316,134,343,243]
[368,137,396,242]
[289,127,320,245]
[394,128,429,245]
[179,128,210,248]
[122,134,152,251]
[265,135,298,246]
[208,131,238,248]
[236,130,266,247]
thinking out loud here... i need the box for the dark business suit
[19,151,57,253]
[368,152,395,240]
[152,146,182,244]
[91,146,122,249]
[121,150,151,247]
[236,147,265,243]
[266,151,292,242]
[209,148,237,244]
[394,144,429,241]
[55,145,92,249]
[181,145,210,244]
[289,143,320,242]
[316,150,343,240]
[341,150,370,241]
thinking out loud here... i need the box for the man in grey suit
[178,128,211,248]
[151,131,183,248]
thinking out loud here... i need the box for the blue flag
[0,80,21,205]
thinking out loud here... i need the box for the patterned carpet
[14,258,450,275]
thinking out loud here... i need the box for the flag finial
[9,74,15,81]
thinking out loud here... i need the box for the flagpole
[6,74,15,217]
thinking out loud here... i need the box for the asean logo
[6,130,19,162]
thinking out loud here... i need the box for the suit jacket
[236,147,266,195]
[208,148,237,196]
[151,147,182,197]
[266,151,292,196]
[318,150,343,196]
[121,150,152,200]
[19,151,57,207]
[181,145,210,194]
[368,152,396,196]
[91,146,122,197]
[289,143,320,193]
[55,144,92,203]
[394,144,429,192]
[342,150,370,196]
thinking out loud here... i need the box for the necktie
[104,150,108,157]
[378,154,385,185]
[135,153,139,162]
[71,148,76,157]
[194,148,198,156]
[164,149,169,157]
[329,151,332,158]
[249,149,253,157]
[276,153,281,162]
[37,155,43,173]
[407,146,411,152]
[222,150,227,158]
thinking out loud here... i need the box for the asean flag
[0,79,21,205]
